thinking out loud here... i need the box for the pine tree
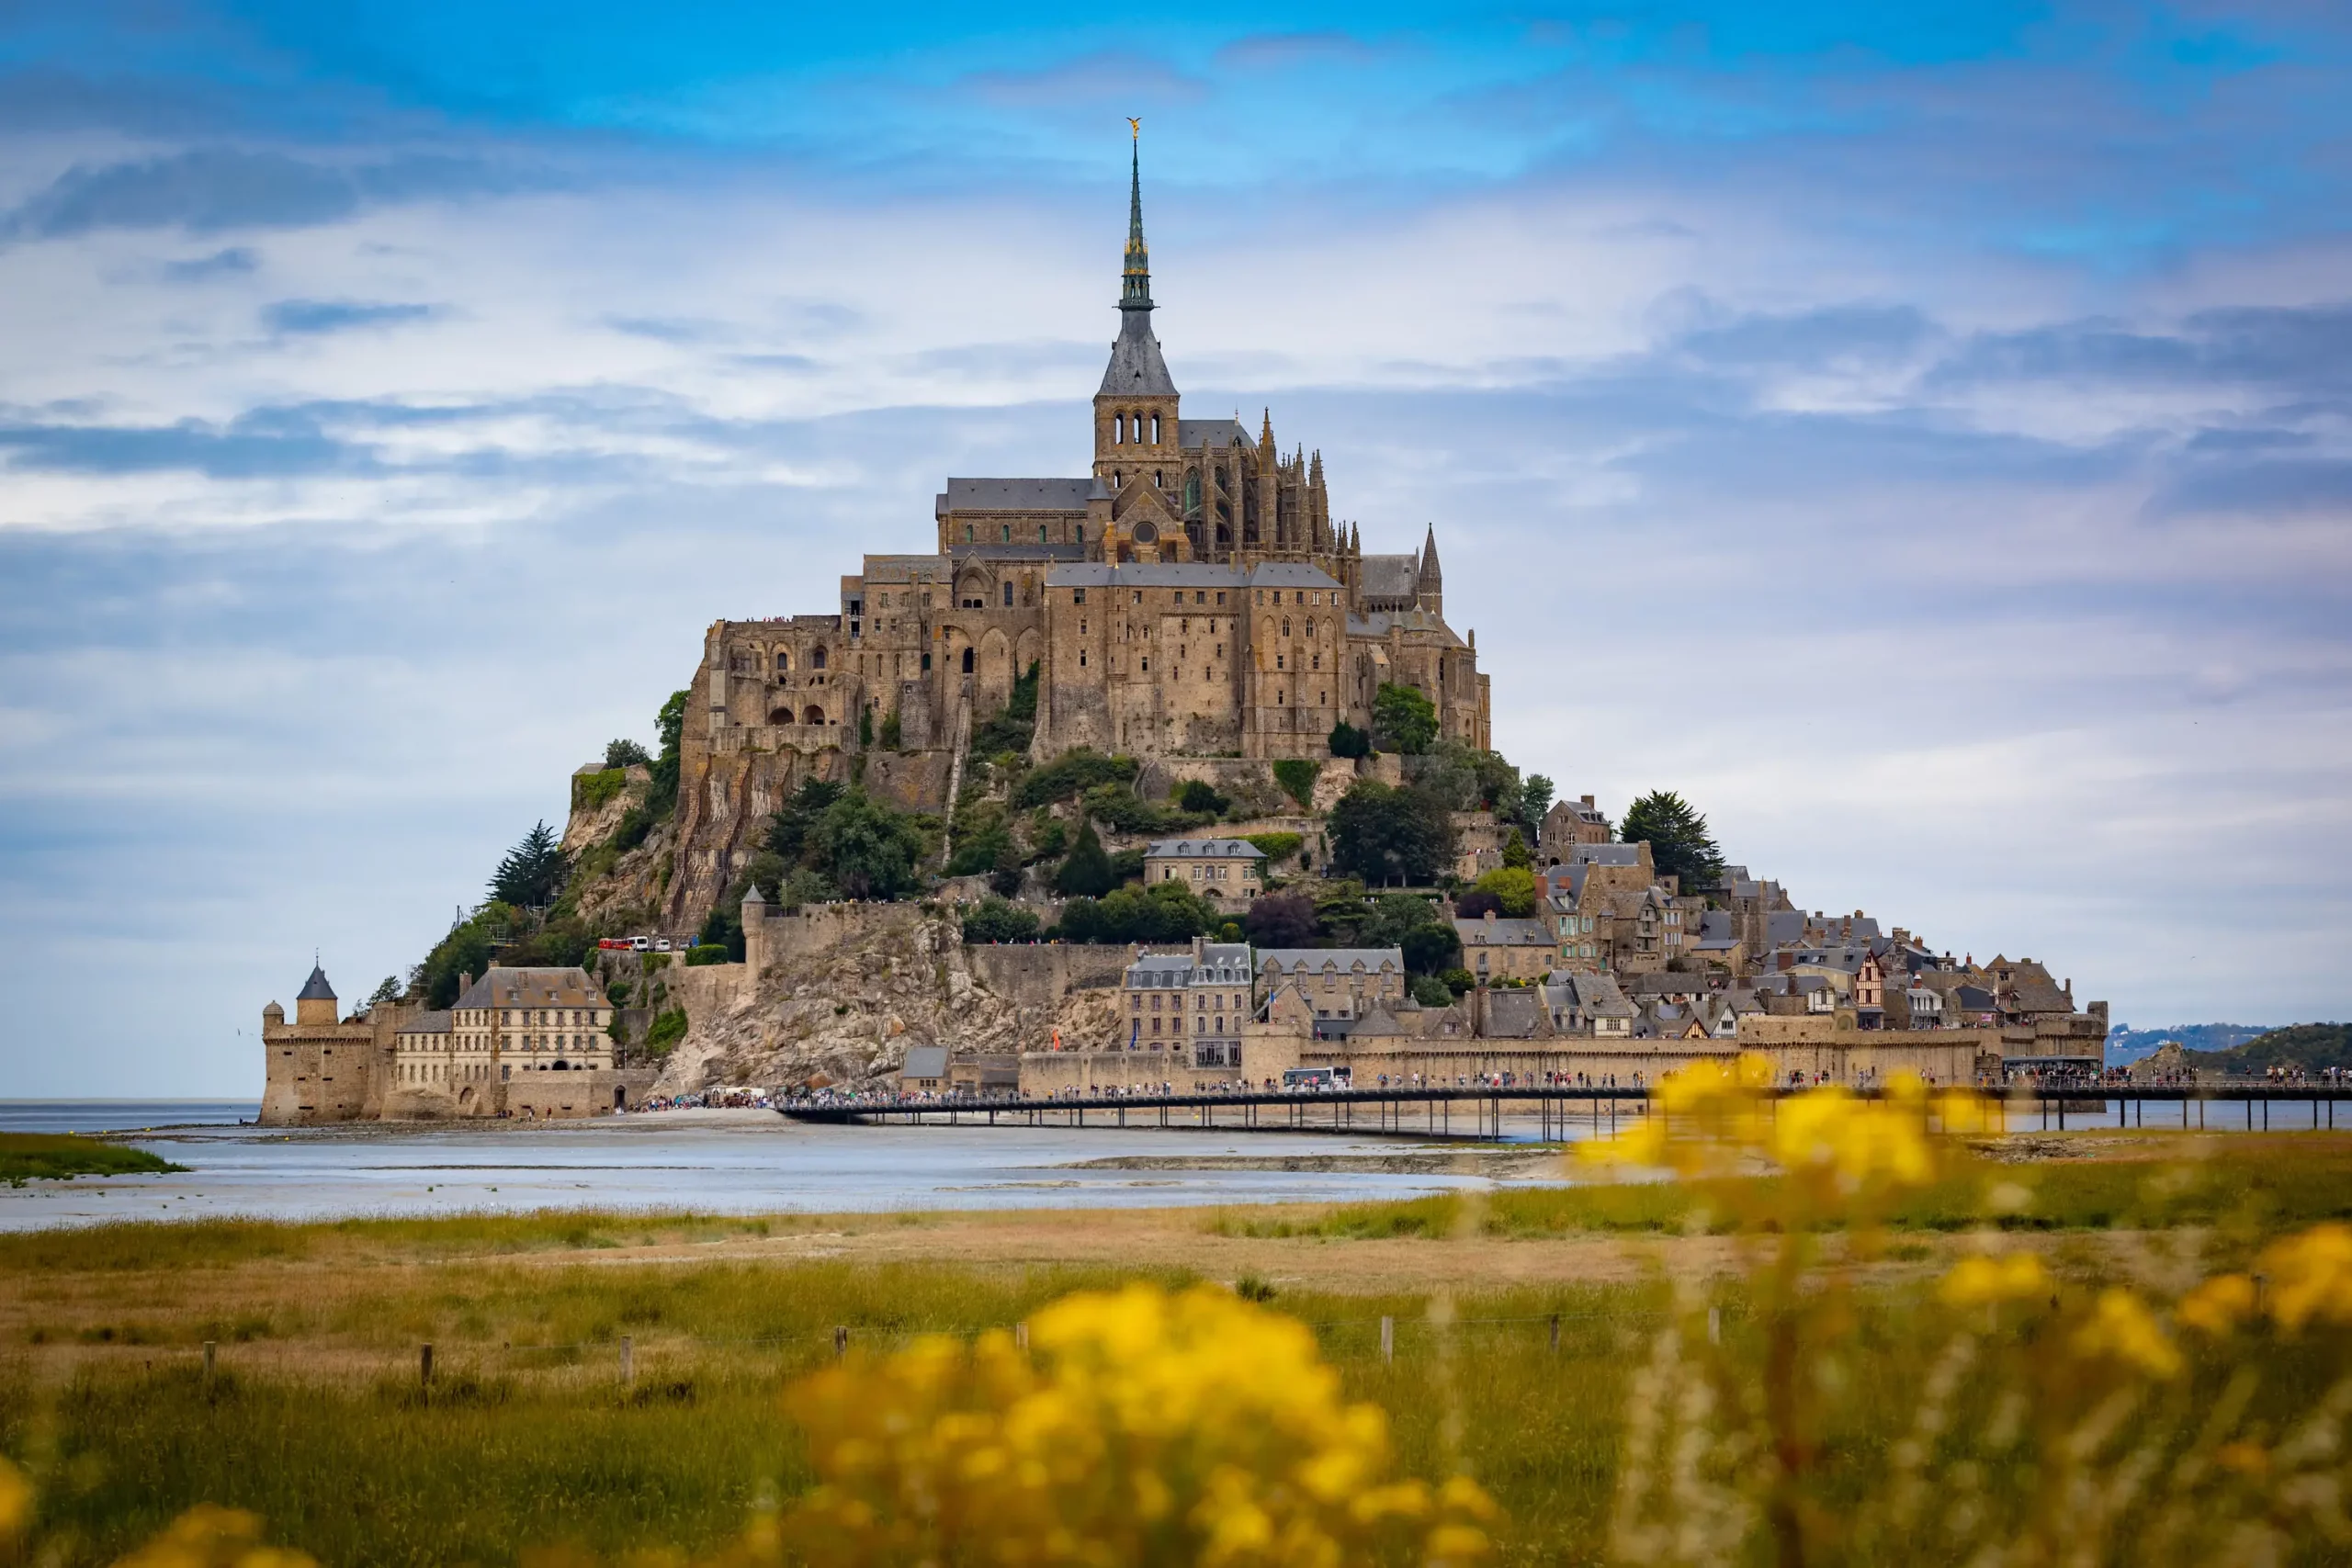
[1055,818,1114,897]
[491,820,570,908]
[1620,790,1725,892]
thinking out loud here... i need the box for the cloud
[0,148,534,240]
[2148,457,2352,517]
[1930,303,2352,396]
[0,411,370,479]
[261,299,440,335]
[160,245,260,282]
[1671,303,1940,370]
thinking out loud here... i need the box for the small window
[961,648,975,674]
[1073,588,1086,605]
[921,652,932,671]
[1002,582,1012,606]
[812,647,827,670]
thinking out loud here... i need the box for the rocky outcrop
[651,903,1128,1094]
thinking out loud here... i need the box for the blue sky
[2,1,2348,1095]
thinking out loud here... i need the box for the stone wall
[965,942,1130,1011]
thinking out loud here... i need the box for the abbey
[699,147,1487,756]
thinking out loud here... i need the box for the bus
[1282,1066,1352,1090]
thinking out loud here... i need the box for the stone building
[1142,837,1266,907]
[1254,948,1408,1037]
[665,142,1491,922]
[1537,795,1611,863]
[1119,939,1254,1069]
[259,963,383,1125]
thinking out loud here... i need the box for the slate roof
[947,543,1088,561]
[1178,418,1249,449]
[396,1010,453,1038]
[452,967,603,1010]
[1256,947,1404,976]
[1483,987,1551,1039]
[1358,554,1420,602]
[944,478,1093,513]
[296,964,336,1002]
[1125,942,1255,989]
[1100,311,1177,397]
[1455,916,1550,947]
[1145,839,1266,861]
[1566,843,1645,868]
[1247,562,1345,589]
[900,1046,949,1080]
[1543,971,1635,1020]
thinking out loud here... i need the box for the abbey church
[672,144,1490,914]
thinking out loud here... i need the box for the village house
[1453,908,1553,984]
[1255,947,1407,1039]
[1142,837,1266,906]
[1119,939,1254,1069]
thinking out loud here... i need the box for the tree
[1501,829,1532,870]
[1622,789,1726,891]
[1473,865,1538,917]
[1176,778,1227,815]
[1328,720,1372,759]
[962,898,1042,944]
[1243,890,1319,949]
[1371,682,1438,755]
[1410,975,1455,1008]
[1520,773,1555,838]
[878,708,903,750]
[810,790,926,900]
[1056,818,1114,898]
[647,689,689,817]
[605,738,650,769]
[1272,758,1319,810]
[768,777,848,863]
[1327,781,1454,886]
[858,705,874,747]
[1055,882,1218,944]
[491,821,569,908]
[367,975,402,1006]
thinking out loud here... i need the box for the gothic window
[1184,468,1200,511]
[961,648,975,674]
[803,705,824,726]
[922,652,932,671]
[1039,525,1048,542]
[1001,525,1011,542]
[1151,413,1161,444]
[1282,618,1290,637]
[966,524,974,541]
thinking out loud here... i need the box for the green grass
[0,1134,185,1184]
[1209,1136,2352,1244]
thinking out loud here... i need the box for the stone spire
[1098,132,1175,399]
[1416,523,1443,614]
[1121,134,1152,312]
[1259,407,1275,457]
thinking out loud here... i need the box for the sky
[2,1,2348,1097]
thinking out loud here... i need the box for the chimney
[459,972,473,996]
[1192,935,1205,962]
[1581,795,1594,807]
[1778,952,1794,972]
[1485,909,1498,925]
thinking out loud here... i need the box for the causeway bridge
[778,1083,2352,1141]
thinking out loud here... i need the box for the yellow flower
[107,1505,316,1568]
[2177,1272,2257,1337]
[2256,1223,2352,1333]
[0,1455,30,1539]
[778,1282,1491,1566]
[2071,1288,2182,1380]
[1939,1253,2052,1307]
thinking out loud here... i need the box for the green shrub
[878,707,903,750]
[1371,682,1438,755]
[1079,784,1170,834]
[1243,831,1303,866]
[642,953,670,973]
[1328,719,1373,759]
[684,944,729,967]
[1272,759,1319,809]
[1441,967,1475,996]
[961,898,1042,944]
[1012,749,1138,808]
[643,1007,688,1055]
[1052,881,1221,944]
[1175,779,1227,814]
[1410,974,1455,1008]
[571,769,628,813]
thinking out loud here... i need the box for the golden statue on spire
[1127,117,1141,140]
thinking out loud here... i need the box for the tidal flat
[6,1131,2352,1566]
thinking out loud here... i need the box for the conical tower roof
[1417,524,1443,594]
[297,962,336,1002]
[1099,135,1175,398]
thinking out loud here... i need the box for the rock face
[651,901,1129,1095]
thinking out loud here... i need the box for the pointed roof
[297,963,336,1002]
[1099,136,1176,399]
[1417,525,1442,594]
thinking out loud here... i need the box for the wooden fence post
[1548,1314,1560,1353]
[203,1341,216,1383]
[620,1336,633,1386]
[420,1343,434,1389]
[834,1325,849,1360]
[1380,1315,1395,1364]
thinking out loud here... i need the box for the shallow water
[0,1105,1531,1229]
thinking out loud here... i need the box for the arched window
[961,647,975,674]
[1130,413,1143,444]
[803,705,825,726]
[1184,468,1200,511]
[1282,617,1291,637]
[775,651,790,672]
[1150,412,1161,444]
[811,647,827,670]
[1111,414,1123,446]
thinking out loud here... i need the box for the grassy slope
[0,1134,184,1183]
[2183,1021,2352,1073]
[6,1139,2352,1566]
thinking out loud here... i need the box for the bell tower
[1093,128,1183,561]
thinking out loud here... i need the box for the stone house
[1254,948,1407,1034]
[259,964,383,1125]
[1453,909,1553,984]
[1142,837,1266,907]
[1536,795,1611,863]
[1119,939,1254,1069]
[900,1045,949,1094]
[1540,972,1636,1039]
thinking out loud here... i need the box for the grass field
[6,1131,2352,1566]
[0,1134,184,1185]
